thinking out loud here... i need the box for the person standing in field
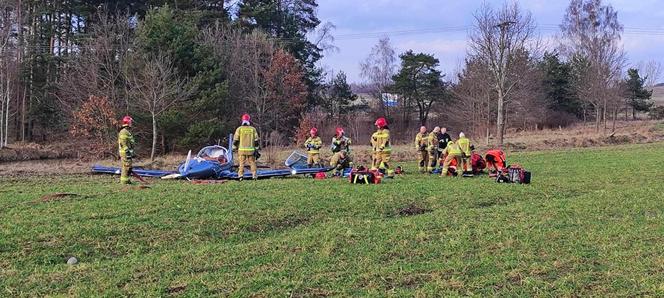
[371,117,393,176]
[437,127,453,166]
[438,127,452,151]
[458,132,472,175]
[304,127,323,167]
[233,114,260,181]
[427,126,441,172]
[414,126,429,173]
[330,127,352,176]
[118,115,136,184]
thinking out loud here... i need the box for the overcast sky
[316,0,664,83]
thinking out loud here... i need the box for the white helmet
[459,132,465,138]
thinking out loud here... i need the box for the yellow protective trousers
[238,154,257,179]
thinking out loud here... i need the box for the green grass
[2,143,664,296]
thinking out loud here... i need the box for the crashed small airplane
[92,134,332,180]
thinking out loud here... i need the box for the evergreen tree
[539,52,582,117]
[322,72,357,120]
[391,51,448,127]
[625,68,653,120]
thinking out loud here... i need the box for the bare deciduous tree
[636,60,663,88]
[57,11,133,112]
[203,27,275,143]
[0,0,19,148]
[360,37,397,117]
[468,2,536,146]
[202,26,307,144]
[125,54,190,161]
[560,0,626,132]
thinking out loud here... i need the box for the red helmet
[335,127,344,136]
[314,172,326,180]
[310,127,318,135]
[375,117,387,128]
[122,115,133,126]
[241,114,251,122]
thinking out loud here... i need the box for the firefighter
[458,132,472,175]
[371,117,393,176]
[330,150,352,176]
[427,126,441,172]
[485,149,507,176]
[330,127,352,176]
[304,127,323,167]
[118,115,136,184]
[232,114,260,180]
[414,126,429,173]
[441,141,462,177]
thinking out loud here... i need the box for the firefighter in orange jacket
[233,114,260,180]
[485,149,507,175]
[371,117,393,176]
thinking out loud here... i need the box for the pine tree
[625,68,653,120]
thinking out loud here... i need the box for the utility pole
[493,21,514,147]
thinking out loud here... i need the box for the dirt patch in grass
[40,193,79,202]
[166,284,187,295]
[388,203,433,218]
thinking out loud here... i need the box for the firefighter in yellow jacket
[118,115,136,184]
[233,114,260,180]
[427,126,441,172]
[371,117,393,176]
[414,126,428,173]
[330,127,352,176]
[304,127,323,167]
[441,140,463,177]
[457,132,472,175]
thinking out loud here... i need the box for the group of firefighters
[415,125,507,176]
[116,114,508,184]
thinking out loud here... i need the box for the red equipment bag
[349,167,383,184]
[499,164,531,184]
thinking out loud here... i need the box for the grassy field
[2,143,664,296]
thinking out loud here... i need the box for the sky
[315,0,664,83]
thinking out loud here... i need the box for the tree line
[0,0,661,157]
[358,0,660,147]
[0,0,358,158]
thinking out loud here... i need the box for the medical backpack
[497,164,531,184]
[349,167,383,184]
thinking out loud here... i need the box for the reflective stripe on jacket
[305,137,322,154]
[427,132,440,151]
[414,132,427,150]
[371,129,391,152]
[331,136,351,153]
[444,141,461,155]
[118,127,135,159]
[234,125,259,153]
[458,137,471,155]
